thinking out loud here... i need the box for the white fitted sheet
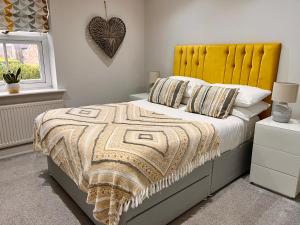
[131,100,258,153]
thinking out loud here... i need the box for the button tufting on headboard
[173,43,281,92]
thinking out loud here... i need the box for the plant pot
[6,83,20,94]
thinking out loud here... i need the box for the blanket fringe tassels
[120,145,220,215]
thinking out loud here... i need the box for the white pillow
[213,84,271,107]
[171,76,210,101]
[231,101,270,121]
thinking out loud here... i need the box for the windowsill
[0,88,66,98]
[0,88,66,105]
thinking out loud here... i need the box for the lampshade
[272,82,299,103]
[149,71,160,85]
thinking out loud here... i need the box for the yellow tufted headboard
[173,43,281,118]
[173,43,281,91]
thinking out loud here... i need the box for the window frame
[0,32,52,91]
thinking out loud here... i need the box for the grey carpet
[0,153,299,225]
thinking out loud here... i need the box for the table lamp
[271,82,299,123]
[149,71,160,91]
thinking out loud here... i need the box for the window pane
[0,44,7,81]
[6,43,41,80]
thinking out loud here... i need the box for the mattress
[131,100,258,153]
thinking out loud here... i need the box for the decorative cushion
[171,76,210,102]
[148,78,189,108]
[187,85,239,119]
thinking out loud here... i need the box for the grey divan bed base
[47,140,253,225]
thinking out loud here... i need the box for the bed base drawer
[47,157,212,225]
[126,176,210,225]
[211,141,252,193]
[124,161,212,219]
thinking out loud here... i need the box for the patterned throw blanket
[34,103,220,225]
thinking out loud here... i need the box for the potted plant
[2,68,21,94]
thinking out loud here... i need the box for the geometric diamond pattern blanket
[34,103,220,225]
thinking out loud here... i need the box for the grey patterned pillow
[187,85,239,119]
[148,78,189,108]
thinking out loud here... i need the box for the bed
[36,43,281,225]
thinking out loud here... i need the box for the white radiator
[0,100,64,149]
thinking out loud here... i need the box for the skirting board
[0,143,33,160]
[47,140,252,225]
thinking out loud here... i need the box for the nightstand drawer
[250,164,299,198]
[252,144,300,177]
[254,124,300,156]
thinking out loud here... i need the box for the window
[0,32,52,91]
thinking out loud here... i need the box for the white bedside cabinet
[129,93,148,101]
[250,117,300,198]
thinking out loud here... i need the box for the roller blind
[0,0,49,32]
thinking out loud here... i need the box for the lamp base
[272,102,292,123]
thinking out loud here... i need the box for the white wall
[49,0,145,107]
[145,0,300,118]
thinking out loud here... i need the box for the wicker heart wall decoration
[88,2,126,58]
